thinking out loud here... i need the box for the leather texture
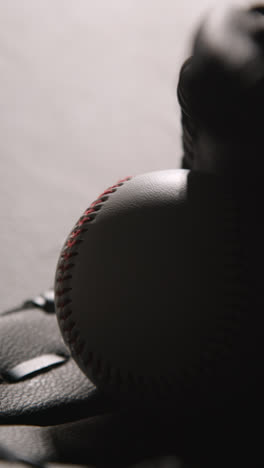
[0,308,113,425]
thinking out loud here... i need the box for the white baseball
[55,169,249,409]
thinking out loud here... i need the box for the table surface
[0,0,247,311]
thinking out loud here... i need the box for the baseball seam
[55,176,132,386]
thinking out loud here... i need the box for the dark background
[0,0,243,312]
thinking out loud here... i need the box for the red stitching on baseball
[90,199,103,207]
[59,309,72,321]
[66,238,83,249]
[118,177,132,183]
[59,262,74,269]
[56,275,72,283]
[62,321,75,333]
[70,228,84,239]
[55,176,132,378]
[84,208,96,216]
[61,252,76,261]
[56,287,72,297]
[97,188,116,198]
[57,298,72,308]
[77,217,92,226]
[68,329,80,345]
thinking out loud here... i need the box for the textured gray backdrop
[0,0,247,311]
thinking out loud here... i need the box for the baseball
[55,169,254,409]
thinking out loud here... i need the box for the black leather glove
[178,5,264,173]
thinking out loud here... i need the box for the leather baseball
[55,169,256,410]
